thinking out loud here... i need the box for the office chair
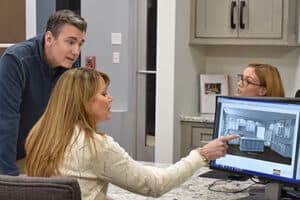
[295,89,300,97]
[0,175,81,200]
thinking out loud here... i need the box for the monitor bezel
[210,96,300,187]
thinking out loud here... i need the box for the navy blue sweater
[0,34,69,175]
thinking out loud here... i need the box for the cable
[249,177,270,184]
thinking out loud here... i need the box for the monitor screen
[210,96,300,186]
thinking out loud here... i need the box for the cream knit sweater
[59,127,207,200]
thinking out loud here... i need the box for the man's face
[44,24,85,68]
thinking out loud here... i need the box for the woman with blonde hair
[26,67,238,200]
[236,63,285,97]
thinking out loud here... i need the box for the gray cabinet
[190,0,298,45]
[181,121,214,157]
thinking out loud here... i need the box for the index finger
[219,134,240,142]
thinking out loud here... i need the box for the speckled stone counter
[180,114,215,123]
[107,162,253,200]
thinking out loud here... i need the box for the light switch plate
[112,52,120,63]
[111,32,122,45]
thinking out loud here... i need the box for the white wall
[156,1,206,163]
[81,0,130,112]
[81,0,137,157]
[204,46,300,97]
[36,0,54,34]
[26,0,37,38]
[173,1,206,161]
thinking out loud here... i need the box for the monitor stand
[199,170,249,181]
[238,183,282,200]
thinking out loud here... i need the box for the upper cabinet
[190,0,298,45]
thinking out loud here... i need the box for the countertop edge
[180,114,215,123]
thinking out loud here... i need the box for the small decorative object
[200,74,230,113]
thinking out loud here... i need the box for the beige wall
[0,0,25,43]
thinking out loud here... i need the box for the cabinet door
[195,0,238,38]
[191,127,213,147]
[238,0,282,38]
[181,121,214,157]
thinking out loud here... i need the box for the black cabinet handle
[240,1,246,29]
[230,1,237,29]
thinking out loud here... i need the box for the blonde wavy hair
[248,63,285,97]
[25,67,110,177]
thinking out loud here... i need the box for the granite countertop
[180,114,215,123]
[107,162,253,200]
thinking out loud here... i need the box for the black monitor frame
[210,96,300,188]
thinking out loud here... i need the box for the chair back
[295,89,300,97]
[0,175,81,200]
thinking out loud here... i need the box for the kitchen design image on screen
[220,107,296,165]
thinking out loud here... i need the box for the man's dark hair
[46,9,87,37]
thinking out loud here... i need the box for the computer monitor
[210,96,300,199]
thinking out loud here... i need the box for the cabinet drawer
[181,121,214,157]
[191,127,213,147]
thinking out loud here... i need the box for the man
[0,9,87,175]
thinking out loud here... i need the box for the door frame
[26,0,37,39]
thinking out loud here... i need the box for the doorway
[136,0,157,161]
[56,0,80,14]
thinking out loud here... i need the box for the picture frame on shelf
[200,74,230,113]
